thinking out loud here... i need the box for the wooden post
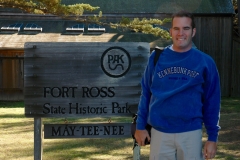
[238,0,240,35]
[133,140,141,160]
[34,117,43,160]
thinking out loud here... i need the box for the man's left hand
[203,141,217,159]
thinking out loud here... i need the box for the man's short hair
[172,11,196,29]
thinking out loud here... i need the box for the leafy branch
[111,17,171,39]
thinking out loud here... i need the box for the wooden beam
[238,0,240,35]
[34,117,43,160]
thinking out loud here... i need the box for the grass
[0,101,24,108]
[0,97,239,160]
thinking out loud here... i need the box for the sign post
[24,42,150,159]
[34,117,43,160]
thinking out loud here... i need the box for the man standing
[135,11,221,160]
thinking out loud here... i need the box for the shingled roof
[62,0,234,14]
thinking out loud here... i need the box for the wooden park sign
[24,42,149,159]
[24,42,149,118]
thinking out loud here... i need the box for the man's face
[170,17,196,52]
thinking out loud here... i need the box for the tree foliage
[0,0,99,15]
[233,0,238,23]
[112,17,171,39]
[0,0,171,39]
[232,0,239,35]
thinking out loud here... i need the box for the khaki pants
[150,128,203,160]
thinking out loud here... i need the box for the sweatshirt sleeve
[202,58,221,142]
[136,51,155,130]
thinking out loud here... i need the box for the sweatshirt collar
[166,45,193,57]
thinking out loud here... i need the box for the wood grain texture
[24,42,150,118]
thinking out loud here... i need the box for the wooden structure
[24,42,149,159]
[0,0,237,100]
[232,36,240,97]
[24,42,149,117]
[0,49,24,100]
[193,16,234,97]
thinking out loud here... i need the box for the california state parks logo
[101,47,131,78]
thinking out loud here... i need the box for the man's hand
[134,129,150,146]
[203,141,217,159]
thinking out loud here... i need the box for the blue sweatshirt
[136,47,221,142]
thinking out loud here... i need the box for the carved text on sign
[44,123,132,138]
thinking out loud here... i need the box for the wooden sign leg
[34,117,43,160]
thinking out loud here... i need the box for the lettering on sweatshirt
[157,66,199,79]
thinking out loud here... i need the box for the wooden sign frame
[24,42,149,118]
[24,42,150,160]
